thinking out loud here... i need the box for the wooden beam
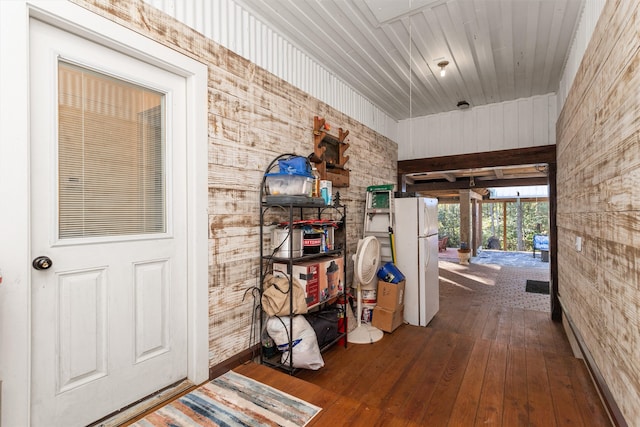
[441,172,457,182]
[406,176,548,193]
[397,145,556,176]
[469,191,483,201]
[494,168,504,179]
[483,197,549,203]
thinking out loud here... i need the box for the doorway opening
[397,146,558,317]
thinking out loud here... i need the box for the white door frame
[0,2,209,425]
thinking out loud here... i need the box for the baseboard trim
[560,297,626,427]
[209,344,261,380]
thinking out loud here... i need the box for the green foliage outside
[438,204,462,247]
[438,201,549,251]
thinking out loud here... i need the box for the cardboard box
[376,279,405,311]
[273,260,319,307]
[372,305,404,333]
[273,255,343,307]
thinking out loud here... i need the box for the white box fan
[348,236,384,344]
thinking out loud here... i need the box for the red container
[303,232,323,254]
[337,295,347,345]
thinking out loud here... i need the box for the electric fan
[348,236,384,344]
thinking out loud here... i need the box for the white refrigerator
[394,197,439,326]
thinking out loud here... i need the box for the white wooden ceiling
[233,0,584,120]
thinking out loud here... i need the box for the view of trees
[438,200,549,251]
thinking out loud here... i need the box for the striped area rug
[131,370,321,427]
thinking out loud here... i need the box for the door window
[58,61,166,239]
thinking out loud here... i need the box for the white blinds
[58,62,166,239]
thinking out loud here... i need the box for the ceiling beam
[441,172,457,182]
[397,145,556,176]
[406,176,548,193]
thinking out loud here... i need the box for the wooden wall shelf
[312,116,350,187]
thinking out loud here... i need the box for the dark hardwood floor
[237,264,611,426]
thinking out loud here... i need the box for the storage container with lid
[265,173,314,196]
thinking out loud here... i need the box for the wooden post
[476,200,483,253]
[516,195,523,251]
[502,201,507,251]
[471,198,478,255]
[470,195,483,256]
[459,190,471,249]
[549,162,560,321]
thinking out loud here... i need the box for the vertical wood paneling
[398,93,557,160]
[517,98,534,148]
[547,94,557,146]
[503,101,518,147]
[490,105,505,151]
[143,0,398,141]
[461,110,475,156]
[476,107,491,150]
[532,95,549,147]
[141,0,591,148]
[557,0,606,110]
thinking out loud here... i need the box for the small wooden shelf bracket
[312,116,350,187]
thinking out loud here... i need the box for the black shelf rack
[258,154,348,374]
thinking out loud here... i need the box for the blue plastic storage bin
[377,262,405,284]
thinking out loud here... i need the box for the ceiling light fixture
[437,60,449,77]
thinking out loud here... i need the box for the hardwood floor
[237,264,611,426]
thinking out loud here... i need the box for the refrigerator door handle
[424,240,431,269]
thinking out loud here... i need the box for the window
[58,61,166,238]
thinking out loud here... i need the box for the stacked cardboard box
[372,279,405,332]
[273,255,344,308]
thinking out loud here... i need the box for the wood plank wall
[73,0,398,366]
[556,0,640,424]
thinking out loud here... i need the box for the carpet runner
[130,370,321,427]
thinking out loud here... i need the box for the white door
[420,197,439,237]
[419,234,440,326]
[30,18,188,426]
[394,198,419,326]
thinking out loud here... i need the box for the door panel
[134,259,170,363]
[30,18,188,426]
[421,235,440,326]
[57,268,108,392]
[421,197,438,236]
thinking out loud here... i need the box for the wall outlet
[575,236,582,252]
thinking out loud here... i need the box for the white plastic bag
[266,315,324,370]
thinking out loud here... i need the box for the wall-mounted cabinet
[313,116,350,187]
